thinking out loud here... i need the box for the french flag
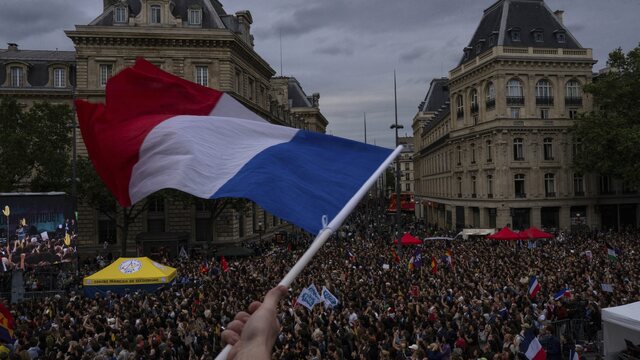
[520,331,546,360]
[570,349,579,360]
[76,59,392,235]
[553,288,572,301]
[528,276,541,298]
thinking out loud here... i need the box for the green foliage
[572,44,640,187]
[0,98,72,192]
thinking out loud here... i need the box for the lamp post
[390,70,403,241]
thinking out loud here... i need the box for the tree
[0,98,72,192]
[77,156,249,255]
[572,44,640,187]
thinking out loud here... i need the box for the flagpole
[215,145,403,360]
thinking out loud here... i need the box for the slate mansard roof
[0,46,75,88]
[419,78,449,113]
[460,0,582,65]
[93,0,232,29]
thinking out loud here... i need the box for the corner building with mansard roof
[413,0,640,231]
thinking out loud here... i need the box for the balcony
[471,103,479,114]
[545,192,556,197]
[488,194,493,199]
[456,110,464,119]
[471,194,477,198]
[506,96,525,106]
[515,193,527,199]
[486,98,495,110]
[457,193,462,198]
[574,191,585,197]
[536,96,554,106]
[565,97,583,106]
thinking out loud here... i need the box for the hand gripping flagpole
[215,145,403,360]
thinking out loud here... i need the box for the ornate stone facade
[413,0,640,231]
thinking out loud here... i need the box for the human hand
[221,285,288,360]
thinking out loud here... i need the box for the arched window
[53,68,66,88]
[565,80,582,106]
[536,79,553,106]
[10,66,24,87]
[486,82,495,109]
[470,89,479,114]
[506,79,524,105]
[544,173,556,197]
[150,5,161,24]
[456,95,464,119]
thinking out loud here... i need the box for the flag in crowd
[601,283,614,293]
[528,276,541,298]
[520,330,546,360]
[570,349,580,360]
[76,58,393,235]
[220,256,229,273]
[297,285,340,310]
[391,248,400,264]
[409,248,422,271]
[347,250,356,262]
[553,288,572,301]
[584,250,592,262]
[431,256,437,274]
[445,250,453,268]
[499,306,509,319]
[307,284,323,305]
[321,286,339,308]
[0,303,15,344]
[607,247,618,261]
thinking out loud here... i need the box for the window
[569,109,578,120]
[114,5,127,23]
[457,146,462,165]
[510,107,520,119]
[534,31,544,42]
[543,138,554,160]
[572,138,582,160]
[456,95,464,119]
[470,89,479,114]
[514,174,526,198]
[53,68,66,88]
[98,201,117,244]
[487,175,494,198]
[471,176,477,197]
[507,79,524,106]
[470,143,476,164]
[536,79,553,106]
[544,173,556,197]
[565,80,582,106]
[511,30,521,42]
[150,5,161,24]
[486,82,496,109]
[99,64,113,87]
[486,140,492,162]
[540,108,549,119]
[188,8,202,25]
[10,66,23,87]
[488,35,496,46]
[513,138,524,160]
[147,196,165,232]
[248,78,255,101]
[195,66,208,86]
[405,183,411,192]
[556,32,566,43]
[457,177,462,197]
[235,70,242,93]
[195,201,212,242]
[475,43,482,54]
[573,174,584,196]
[600,175,613,194]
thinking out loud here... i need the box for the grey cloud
[314,44,355,56]
[400,47,428,63]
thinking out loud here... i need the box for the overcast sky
[1,0,638,148]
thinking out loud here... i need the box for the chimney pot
[554,10,564,25]
[7,43,18,51]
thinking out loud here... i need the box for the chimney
[554,10,564,25]
[7,43,18,51]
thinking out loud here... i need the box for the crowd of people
[1,205,639,360]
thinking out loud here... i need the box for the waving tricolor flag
[520,330,546,360]
[553,288,572,301]
[431,256,437,274]
[570,349,579,360]
[0,303,15,344]
[528,276,541,298]
[76,59,393,235]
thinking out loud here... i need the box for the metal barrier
[549,319,602,358]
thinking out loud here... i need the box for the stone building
[413,0,640,231]
[398,136,415,194]
[1,0,328,255]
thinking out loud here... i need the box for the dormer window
[534,31,544,42]
[509,28,521,42]
[54,68,66,88]
[554,30,566,43]
[114,5,128,23]
[488,35,495,46]
[475,43,482,54]
[10,66,24,87]
[150,5,161,24]
[188,8,202,25]
[463,47,472,61]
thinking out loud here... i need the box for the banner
[307,284,323,305]
[321,286,339,308]
[297,287,318,310]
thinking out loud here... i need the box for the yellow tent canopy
[83,257,176,296]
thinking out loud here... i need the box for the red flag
[391,248,400,264]
[0,302,15,343]
[431,256,437,274]
[221,256,229,272]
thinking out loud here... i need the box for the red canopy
[393,233,423,245]
[486,226,525,241]
[522,227,554,239]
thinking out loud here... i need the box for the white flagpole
[216,145,403,360]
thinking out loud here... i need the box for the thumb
[262,285,288,309]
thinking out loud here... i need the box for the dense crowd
[1,206,639,360]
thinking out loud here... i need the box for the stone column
[531,206,542,228]
[587,204,599,231]
[497,207,511,228]
[479,207,490,228]
[559,206,571,231]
